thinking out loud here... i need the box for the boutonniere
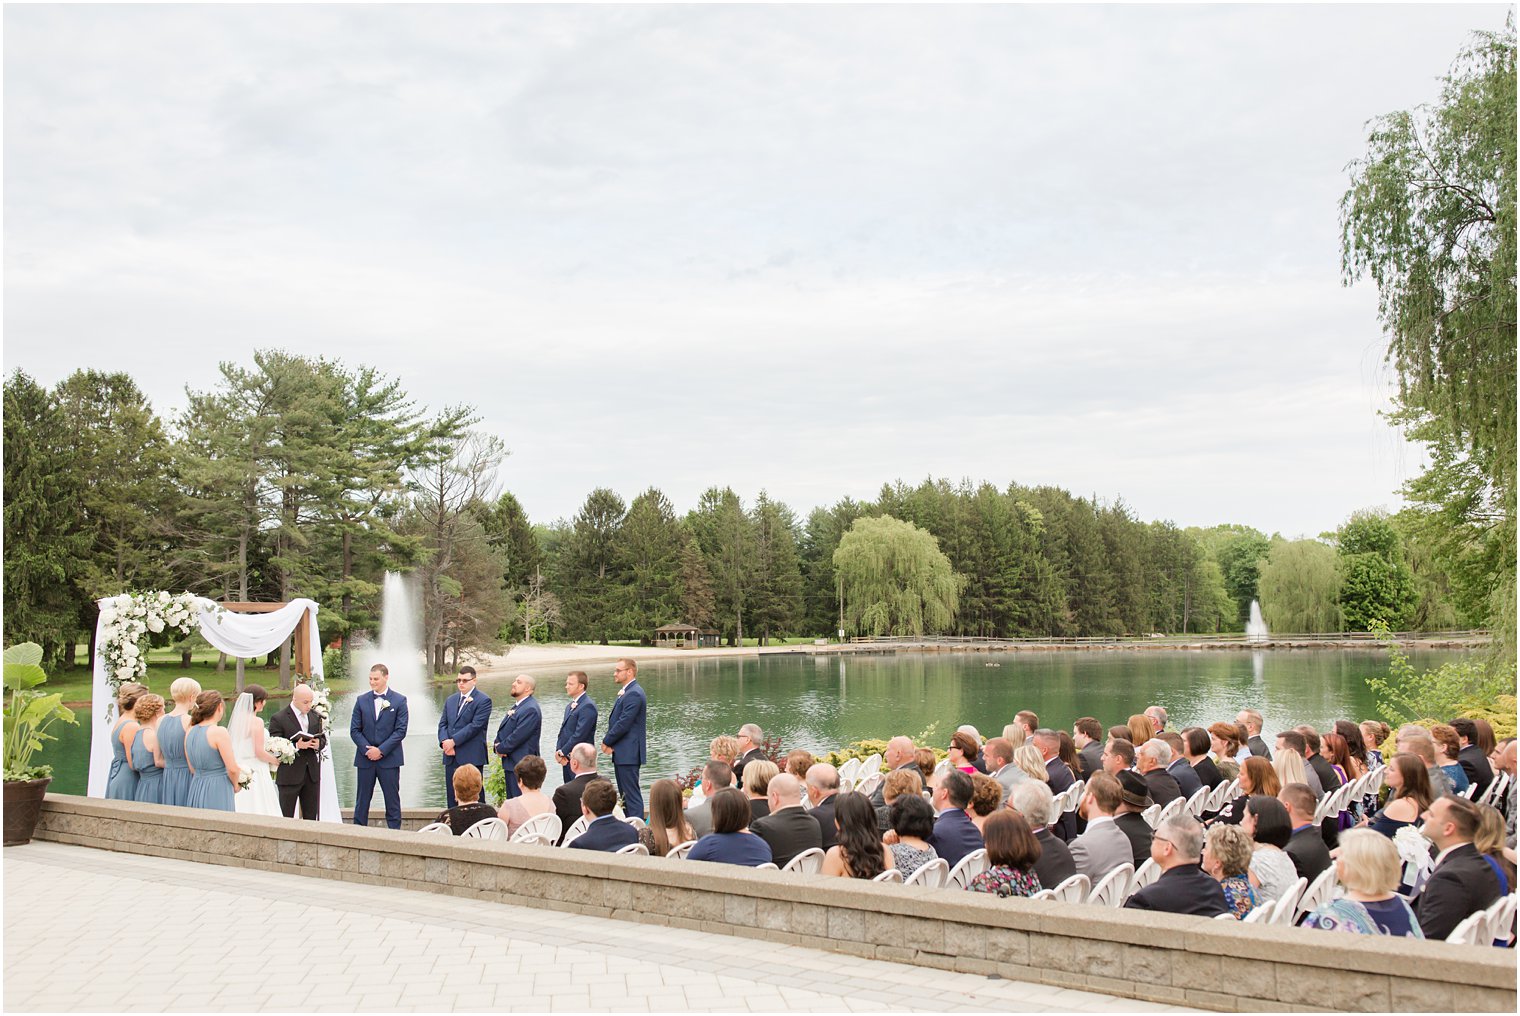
[461,696,473,706]
[507,708,517,718]
[377,698,392,713]
[616,688,625,698]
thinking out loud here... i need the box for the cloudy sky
[5,4,1509,538]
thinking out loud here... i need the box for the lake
[43,646,1465,810]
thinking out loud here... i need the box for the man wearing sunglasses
[438,667,493,808]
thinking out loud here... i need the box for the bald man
[870,735,919,807]
[492,673,542,799]
[751,773,822,868]
[269,682,327,819]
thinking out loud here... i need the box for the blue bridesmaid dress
[104,718,140,801]
[132,727,165,804]
[184,725,235,812]
[158,714,192,807]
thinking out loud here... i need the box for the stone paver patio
[4,840,1201,1012]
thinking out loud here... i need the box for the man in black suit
[1296,726,1342,794]
[804,763,841,850]
[1159,732,1202,800]
[1136,739,1182,807]
[1415,794,1504,940]
[1123,814,1229,917]
[1073,717,1105,782]
[1010,780,1075,889]
[1181,727,1223,790]
[1279,783,1331,881]
[1113,771,1155,868]
[1276,730,1324,799]
[750,773,821,868]
[1237,709,1271,759]
[567,780,640,853]
[1451,718,1494,798]
[868,736,920,808]
[268,683,326,820]
[927,769,983,869]
[734,723,766,782]
[1033,729,1077,841]
[551,743,608,844]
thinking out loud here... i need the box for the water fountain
[1246,600,1270,643]
[352,571,440,807]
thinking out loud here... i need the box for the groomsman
[554,671,598,784]
[438,666,493,808]
[351,663,408,829]
[601,657,648,820]
[492,674,542,799]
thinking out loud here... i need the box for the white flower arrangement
[100,592,219,716]
[235,767,254,791]
[266,736,297,766]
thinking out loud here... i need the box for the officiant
[268,683,327,820]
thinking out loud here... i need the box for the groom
[351,663,408,829]
[268,683,326,820]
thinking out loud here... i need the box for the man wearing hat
[1113,770,1156,868]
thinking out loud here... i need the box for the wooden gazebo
[654,623,720,648]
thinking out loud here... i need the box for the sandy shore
[473,642,773,675]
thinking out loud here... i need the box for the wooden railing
[846,630,1490,646]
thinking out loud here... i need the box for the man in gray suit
[984,737,1023,804]
[684,760,734,837]
[1067,772,1132,881]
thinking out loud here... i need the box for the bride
[231,686,284,818]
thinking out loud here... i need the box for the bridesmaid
[131,695,167,805]
[184,691,241,813]
[159,678,200,807]
[104,682,147,801]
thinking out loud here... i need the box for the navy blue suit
[1167,758,1203,801]
[492,695,542,799]
[1046,756,1078,841]
[555,693,599,783]
[602,680,648,820]
[437,689,493,808]
[566,814,640,853]
[351,688,408,829]
[928,808,984,869]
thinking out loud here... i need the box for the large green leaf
[3,643,43,667]
[3,662,46,692]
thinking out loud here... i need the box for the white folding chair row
[1209,778,1242,813]
[873,868,903,883]
[1291,865,1340,925]
[781,847,826,875]
[667,839,698,860]
[560,815,591,846]
[509,811,562,846]
[1445,910,1489,945]
[1476,771,1511,809]
[1185,785,1211,818]
[838,757,862,790]
[1047,873,1090,904]
[462,817,507,840]
[948,848,989,889]
[1313,782,1355,824]
[1144,797,1186,829]
[418,822,453,835]
[1086,863,1134,907]
[855,773,883,799]
[1459,783,1480,800]
[616,842,649,855]
[859,753,883,780]
[1446,893,1518,946]
[1058,781,1085,815]
[903,858,949,888]
[1126,859,1161,898]
[1266,877,1308,926]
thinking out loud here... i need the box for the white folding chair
[1028,889,1056,902]
[509,812,562,846]
[838,758,862,791]
[903,858,949,889]
[855,773,883,799]
[666,839,698,860]
[560,815,591,846]
[1185,785,1210,818]
[1213,912,1239,920]
[1481,893,1516,946]
[1157,798,1185,826]
[1086,864,1134,907]
[859,753,883,779]
[462,817,507,841]
[624,816,647,831]
[1269,877,1308,926]
[418,822,453,835]
[872,868,903,883]
[1241,903,1273,924]
[948,849,989,889]
[1459,784,1479,800]
[616,842,648,855]
[1141,804,1162,828]
[1292,865,1340,925]
[755,862,779,871]
[1445,910,1488,945]
[781,848,826,875]
[1127,859,1161,897]
[1049,873,1091,904]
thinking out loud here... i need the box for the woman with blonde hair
[709,735,740,767]
[1012,744,1049,783]
[160,677,200,807]
[1203,823,1259,919]
[130,695,167,805]
[1272,746,1308,791]
[105,682,148,801]
[743,760,779,823]
[1302,829,1423,937]
[1127,713,1156,747]
[1001,723,1027,751]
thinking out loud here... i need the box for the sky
[4,4,1511,539]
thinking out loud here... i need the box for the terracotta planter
[3,777,53,846]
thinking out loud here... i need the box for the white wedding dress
[231,693,284,819]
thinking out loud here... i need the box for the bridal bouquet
[236,768,255,791]
[266,736,296,766]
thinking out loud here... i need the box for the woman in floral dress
[967,811,1043,898]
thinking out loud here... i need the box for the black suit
[552,772,607,844]
[810,795,840,851]
[734,747,765,782]
[1166,759,1203,800]
[751,806,823,869]
[1114,811,1153,868]
[267,705,325,820]
[1143,768,1182,807]
[1193,756,1223,790]
[1033,826,1076,889]
[1307,753,1342,792]
[1285,824,1331,881]
[1045,757,1077,841]
[869,762,920,808]
[1415,843,1504,940]
[1458,744,1494,798]
[1123,863,1230,917]
[1247,735,1272,759]
[1078,742,1104,781]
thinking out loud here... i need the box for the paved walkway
[4,841,1199,1013]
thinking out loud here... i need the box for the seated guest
[1102,737,1135,777]
[1002,722,1028,751]
[784,748,815,784]
[947,730,981,775]
[743,759,779,823]
[1451,717,1494,798]
[498,755,555,836]
[1145,705,1168,734]
[1068,772,1131,881]
[1360,720,1388,768]
[684,760,734,838]
[708,734,740,769]
[1013,744,1049,783]
[927,769,982,869]
[733,723,766,780]
[968,774,1003,834]
[957,724,990,773]
[552,743,610,844]
[687,788,773,867]
[1136,739,1181,807]
[434,765,499,835]
[1237,710,1271,760]
[1012,710,1039,743]
[1159,731,1202,800]
[1333,720,1371,780]
[1073,717,1105,781]
[1302,829,1423,937]
[1127,713,1156,747]
[967,811,1044,898]
[1279,783,1331,881]
[983,737,1022,805]
[1216,757,1241,784]
[1203,823,1258,920]
[1361,753,1430,839]
[1032,728,1077,840]
[1122,814,1229,917]
[1056,731,1083,784]
[1010,780,1076,890]
[1273,731,1319,799]
[1324,729,1365,784]
[821,791,894,879]
[567,780,640,852]
[1474,803,1515,891]
[1182,726,1223,791]
[887,794,938,880]
[640,778,696,857]
[1295,725,1342,796]
[751,773,821,868]
[1414,794,1505,940]
[913,748,938,786]
[1242,795,1298,904]
[1396,725,1452,798]
[1208,722,1244,766]
[1114,771,1156,867]
[868,736,919,808]
[1430,724,1471,795]
[1107,724,1132,745]
[805,763,842,849]
[875,768,924,831]
[1217,757,1279,827]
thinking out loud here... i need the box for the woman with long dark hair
[1362,753,1430,839]
[641,778,696,857]
[821,792,893,880]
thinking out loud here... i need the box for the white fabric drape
[88,597,339,822]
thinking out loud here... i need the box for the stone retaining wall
[31,795,1516,1012]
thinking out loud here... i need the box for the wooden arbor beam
[217,602,313,679]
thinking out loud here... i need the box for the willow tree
[833,515,962,637]
[1258,539,1343,634]
[1341,17,1516,661]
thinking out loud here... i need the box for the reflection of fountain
[353,572,438,809]
[1246,600,1270,643]
[1252,650,1265,685]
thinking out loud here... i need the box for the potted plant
[3,643,77,846]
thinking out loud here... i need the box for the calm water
[44,648,1465,809]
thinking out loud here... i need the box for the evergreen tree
[614,487,685,635]
[1336,511,1417,631]
[677,535,718,631]
[686,487,754,645]
[748,492,803,644]
[558,487,628,642]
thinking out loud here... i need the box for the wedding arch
[87,593,340,823]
